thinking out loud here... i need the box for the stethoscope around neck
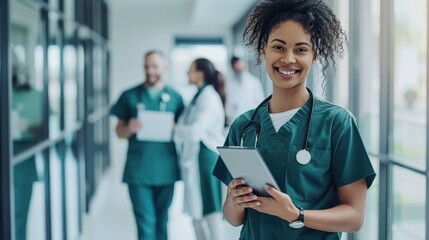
[182,84,208,124]
[240,87,315,165]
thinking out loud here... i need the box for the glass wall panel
[392,167,426,239]
[64,22,78,130]
[10,2,47,238]
[64,0,75,21]
[14,153,46,240]
[65,136,79,240]
[77,43,85,121]
[49,146,64,240]
[332,0,349,108]
[11,0,45,153]
[359,0,380,154]
[48,14,62,138]
[356,157,380,240]
[93,45,103,111]
[393,0,427,170]
[49,0,60,11]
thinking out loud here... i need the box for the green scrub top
[213,97,376,240]
[111,84,184,185]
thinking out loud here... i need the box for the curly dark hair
[243,0,348,83]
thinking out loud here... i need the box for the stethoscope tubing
[240,87,315,165]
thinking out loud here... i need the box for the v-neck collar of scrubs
[146,86,163,99]
[138,84,168,111]
[259,96,312,138]
[140,84,165,99]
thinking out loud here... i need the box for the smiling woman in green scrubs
[212,0,376,239]
[111,50,184,240]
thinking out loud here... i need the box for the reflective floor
[79,171,241,240]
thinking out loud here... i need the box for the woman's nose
[280,51,296,64]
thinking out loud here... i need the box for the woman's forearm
[303,204,364,232]
[288,179,367,233]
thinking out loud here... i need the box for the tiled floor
[79,170,241,240]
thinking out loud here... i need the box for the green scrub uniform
[111,84,184,240]
[213,97,376,240]
[13,154,37,240]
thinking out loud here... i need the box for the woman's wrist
[283,205,300,222]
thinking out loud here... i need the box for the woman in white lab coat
[174,58,226,240]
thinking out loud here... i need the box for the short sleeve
[331,114,376,188]
[110,92,131,121]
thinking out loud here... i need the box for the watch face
[289,221,305,229]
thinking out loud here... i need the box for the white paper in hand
[136,110,174,142]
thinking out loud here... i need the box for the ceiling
[106,0,259,27]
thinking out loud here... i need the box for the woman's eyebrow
[270,39,286,44]
[270,39,311,47]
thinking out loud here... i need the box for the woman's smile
[275,67,301,79]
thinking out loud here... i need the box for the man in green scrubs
[110,50,184,240]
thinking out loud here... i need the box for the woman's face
[188,62,203,86]
[263,20,315,92]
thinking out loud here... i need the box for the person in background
[174,58,225,240]
[226,56,264,125]
[110,50,184,240]
[213,0,376,239]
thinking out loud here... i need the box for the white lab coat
[174,85,225,218]
[226,71,265,124]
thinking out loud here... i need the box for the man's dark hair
[230,56,241,66]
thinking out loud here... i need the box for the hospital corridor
[0,0,428,240]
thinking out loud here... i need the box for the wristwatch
[289,206,305,229]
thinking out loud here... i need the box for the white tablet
[217,146,280,197]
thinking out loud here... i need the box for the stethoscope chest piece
[161,93,171,103]
[296,149,311,165]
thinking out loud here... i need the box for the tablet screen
[217,146,280,197]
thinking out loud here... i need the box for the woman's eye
[296,48,308,53]
[272,45,283,51]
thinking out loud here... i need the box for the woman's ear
[312,50,317,63]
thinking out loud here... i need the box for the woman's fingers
[227,178,260,207]
[228,178,245,190]
[235,194,260,207]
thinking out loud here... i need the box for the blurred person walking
[110,50,184,240]
[174,58,226,240]
[226,56,264,125]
